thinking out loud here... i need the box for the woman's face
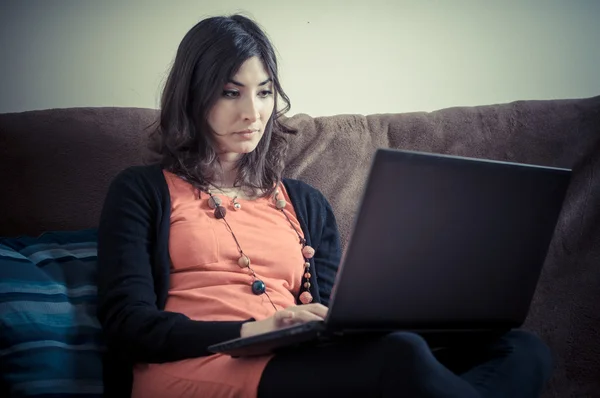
[208,56,275,161]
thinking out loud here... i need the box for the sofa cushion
[0,229,104,397]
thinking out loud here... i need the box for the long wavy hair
[149,14,295,197]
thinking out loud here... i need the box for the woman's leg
[258,332,480,398]
[434,330,554,398]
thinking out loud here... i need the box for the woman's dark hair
[150,14,295,196]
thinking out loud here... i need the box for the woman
[97,14,553,398]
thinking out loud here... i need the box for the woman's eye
[259,90,273,98]
[222,90,239,98]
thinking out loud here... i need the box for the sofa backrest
[1,97,598,242]
[0,107,158,236]
[283,97,600,250]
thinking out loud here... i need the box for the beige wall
[1,0,599,116]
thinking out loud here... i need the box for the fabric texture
[131,173,307,398]
[161,170,307,322]
[96,164,341,397]
[0,229,104,397]
[258,330,553,398]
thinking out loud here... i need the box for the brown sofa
[1,96,599,397]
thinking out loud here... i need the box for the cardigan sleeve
[313,192,342,307]
[96,168,252,363]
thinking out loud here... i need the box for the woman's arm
[313,193,342,307]
[96,168,251,363]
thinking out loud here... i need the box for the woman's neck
[215,155,239,188]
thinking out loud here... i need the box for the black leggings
[257,330,553,398]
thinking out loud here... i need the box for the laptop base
[209,321,511,358]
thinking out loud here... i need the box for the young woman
[97,14,553,398]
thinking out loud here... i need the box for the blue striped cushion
[0,229,104,397]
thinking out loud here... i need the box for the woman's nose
[240,97,260,122]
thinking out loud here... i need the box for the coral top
[131,171,306,398]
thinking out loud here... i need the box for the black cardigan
[96,164,341,396]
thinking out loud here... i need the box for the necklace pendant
[252,280,266,295]
[302,245,315,259]
[208,195,222,209]
[276,199,287,209]
[238,255,251,268]
[299,291,313,304]
[214,206,227,219]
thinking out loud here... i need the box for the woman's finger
[274,308,323,328]
[296,303,328,319]
[289,310,324,324]
[274,310,292,322]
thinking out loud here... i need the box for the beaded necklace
[206,183,315,311]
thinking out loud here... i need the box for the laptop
[208,148,571,357]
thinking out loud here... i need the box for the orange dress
[131,171,306,398]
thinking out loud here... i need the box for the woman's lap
[258,331,478,398]
[435,329,554,398]
[258,329,553,398]
[131,353,272,398]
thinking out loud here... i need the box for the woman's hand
[240,303,328,338]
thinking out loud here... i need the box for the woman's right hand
[240,303,328,338]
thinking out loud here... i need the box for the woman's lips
[234,129,258,139]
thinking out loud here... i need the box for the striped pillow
[0,229,104,397]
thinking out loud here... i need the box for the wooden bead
[276,199,287,209]
[299,291,313,304]
[302,246,315,259]
[214,206,226,219]
[238,255,250,268]
[304,272,311,279]
[303,282,311,289]
[208,196,222,209]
